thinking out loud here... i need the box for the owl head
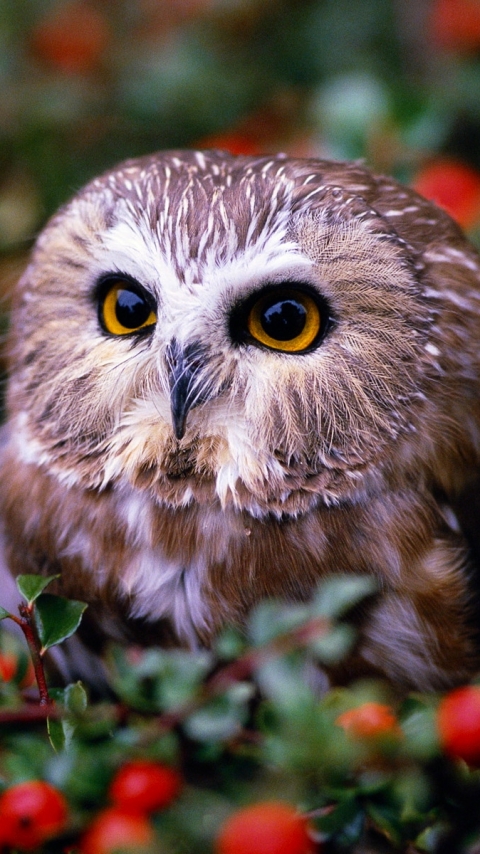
[6,150,478,519]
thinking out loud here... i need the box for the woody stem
[12,605,51,707]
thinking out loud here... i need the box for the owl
[0,149,479,691]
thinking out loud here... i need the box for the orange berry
[336,702,401,739]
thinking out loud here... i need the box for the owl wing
[0,424,111,691]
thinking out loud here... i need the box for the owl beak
[166,340,207,440]
[170,372,192,440]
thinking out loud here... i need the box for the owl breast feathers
[1,149,480,690]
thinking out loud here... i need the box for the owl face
[8,151,432,518]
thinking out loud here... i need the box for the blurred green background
[2,0,480,293]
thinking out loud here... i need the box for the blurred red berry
[0,652,18,682]
[0,780,68,850]
[215,801,316,854]
[430,0,480,52]
[80,807,154,854]
[336,702,401,739]
[109,759,182,814]
[0,652,36,688]
[31,2,110,75]
[198,132,263,156]
[413,158,480,229]
[438,685,480,765]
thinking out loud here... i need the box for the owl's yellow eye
[246,289,321,352]
[100,280,157,336]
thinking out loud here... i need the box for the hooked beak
[166,340,209,440]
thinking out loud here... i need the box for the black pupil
[261,298,306,341]
[116,288,151,328]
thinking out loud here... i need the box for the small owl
[1,149,479,690]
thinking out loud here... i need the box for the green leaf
[415,822,449,853]
[34,594,87,652]
[311,575,377,619]
[46,683,87,748]
[255,654,314,710]
[16,574,60,605]
[47,716,66,753]
[64,682,88,716]
[162,787,232,849]
[214,626,246,660]
[366,801,404,847]
[248,600,310,646]
[110,646,213,713]
[401,704,440,761]
[158,650,213,711]
[184,683,253,742]
[0,607,12,620]
[316,794,363,836]
[309,623,356,665]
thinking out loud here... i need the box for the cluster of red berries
[2,686,480,852]
[335,688,480,768]
[0,757,316,853]
[0,766,316,854]
[80,759,183,853]
[0,760,182,853]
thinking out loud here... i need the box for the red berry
[215,801,316,854]
[0,780,68,850]
[109,760,182,814]
[80,808,154,854]
[31,2,110,75]
[198,132,263,156]
[438,685,480,765]
[413,159,480,229]
[336,702,401,739]
[430,0,480,52]
[0,652,19,682]
[0,652,36,688]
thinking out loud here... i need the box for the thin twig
[0,704,58,724]
[9,604,51,706]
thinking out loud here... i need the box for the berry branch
[1,575,480,852]
[8,603,51,706]
[0,574,87,712]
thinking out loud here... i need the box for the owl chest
[65,488,392,647]
[52,489,341,645]
[102,499,317,642]
[3,458,476,688]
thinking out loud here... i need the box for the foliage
[3,0,480,257]
[1,575,480,852]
